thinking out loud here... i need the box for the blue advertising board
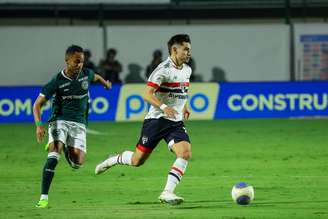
[0,85,120,123]
[0,86,41,122]
[1,82,327,123]
[215,81,328,119]
[88,84,120,121]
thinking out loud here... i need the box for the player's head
[167,34,191,63]
[153,49,162,59]
[65,45,84,74]
[106,48,117,60]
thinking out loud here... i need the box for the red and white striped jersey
[146,57,192,121]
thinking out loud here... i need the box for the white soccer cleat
[158,191,184,205]
[95,159,113,175]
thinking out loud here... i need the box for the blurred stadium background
[0,0,328,218]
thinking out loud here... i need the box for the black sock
[41,157,58,195]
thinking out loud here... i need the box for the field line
[86,128,107,135]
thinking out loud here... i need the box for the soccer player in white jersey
[95,34,192,205]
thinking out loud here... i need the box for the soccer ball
[231,182,254,205]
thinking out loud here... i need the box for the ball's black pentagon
[236,195,251,205]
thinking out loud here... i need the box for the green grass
[0,119,328,219]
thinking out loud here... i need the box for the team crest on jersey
[81,81,89,90]
[51,129,61,138]
[181,85,189,93]
[142,136,148,144]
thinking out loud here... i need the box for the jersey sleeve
[86,68,95,83]
[40,77,57,100]
[147,66,167,89]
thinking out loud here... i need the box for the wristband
[35,121,44,127]
[159,104,168,111]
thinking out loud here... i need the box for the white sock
[40,194,48,200]
[163,158,188,193]
[106,151,133,166]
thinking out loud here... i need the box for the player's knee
[180,150,192,160]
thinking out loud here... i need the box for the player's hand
[163,107,178,119]
[36,126,45,143]
[183,107,190,120]
[104,80,112,90]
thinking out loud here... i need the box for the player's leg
[159,141,191,205]
[36,141,64,208]
[165,141,191,192]
[131,146,152,166]
[64,121,87,169]
[65,146,85,169]
[159,122,191,205]
[95,119,159,174]
[95,146,153,174]
[36,120,68,208]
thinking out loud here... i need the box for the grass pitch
[0,119,327,219]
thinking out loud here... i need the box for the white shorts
[48,120,87,153]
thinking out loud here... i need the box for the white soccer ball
[231,182,254,205]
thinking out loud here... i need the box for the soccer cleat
[158,191,184,205]
[35,199,48,208]
[95,156,115,175]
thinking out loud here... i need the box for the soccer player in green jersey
[33,45,111,208]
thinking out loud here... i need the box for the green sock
[41,157,58,195]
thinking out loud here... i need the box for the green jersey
[40,68,95,125]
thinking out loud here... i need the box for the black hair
[84,49,91,56]
[65,45,84,56]
[107,48,117,56]
[153,49,162,58]
[167,34,191,55]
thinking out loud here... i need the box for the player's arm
[143,86,177,119]
[93,73,112,89]
[33,95,47,143]
[183,103,190,120]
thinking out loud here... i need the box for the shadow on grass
[127,199,328,210]
[128,199,229,205]
[127,201,160,205]
[127,199,233,209]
